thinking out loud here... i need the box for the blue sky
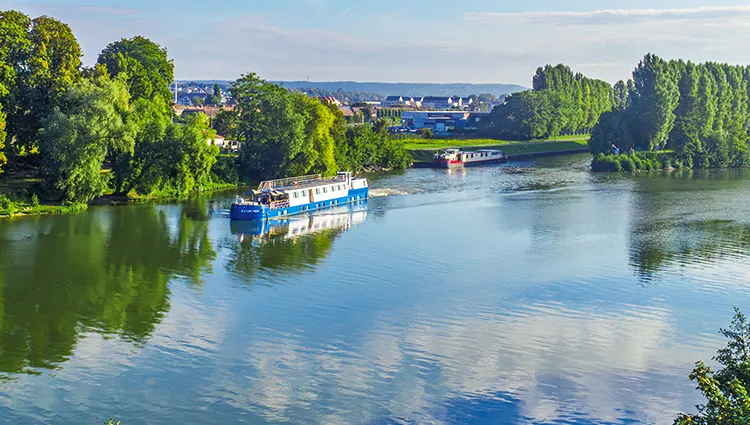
[9,1,750,85]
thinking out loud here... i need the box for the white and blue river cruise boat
[230,172,368,220]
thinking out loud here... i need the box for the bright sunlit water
[2,154,750,424]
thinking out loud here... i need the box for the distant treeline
[481,64,615,140]
[286,87,384,103]
[591,54,750,169]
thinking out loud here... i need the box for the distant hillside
[177,80,527,98]
[274,81,527,97]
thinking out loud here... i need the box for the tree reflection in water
[0,201,215,375]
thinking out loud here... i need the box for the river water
[1,154,750,425]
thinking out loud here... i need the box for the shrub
[0,195,16,216]
[591,152,675,172]
[417,128,434,139]
[591,154,622,172]
[620,156,634,172]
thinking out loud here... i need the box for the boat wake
[369,187,423,198]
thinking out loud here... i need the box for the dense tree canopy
[40,76,129,202]
[0,12,82,156]
[482,64,614,140]
[590,54,750,169]
[0,10,405,210]
[231,73,409,180]
[97,36,174,113]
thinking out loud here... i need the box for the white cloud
[464,6,750,24]
[210,304,713,425]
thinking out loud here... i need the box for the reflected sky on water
[1,155,750,424]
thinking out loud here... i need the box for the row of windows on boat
[289,184,346,199]
[464,152,501,158]
[276,196,364,215]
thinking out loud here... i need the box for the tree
[675,308,750,424]
[588,109,633,154]
[161,113,219,196]
[418,127,433,139]
[40,76,130,203]
[477,93,497,103]
[484,64,613,140]
[0,10,32,166]
[96,36,182,195]
[232,73,310,179]
[192,96,204,106]
[204,83,222,105]
[97,36,174,111]
[213,109,240,140]
[629,54,680,151]
[9,14,81,152]
[0,105,6,172]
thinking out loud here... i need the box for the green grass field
[400,135,589,151]
[403,137,590,162]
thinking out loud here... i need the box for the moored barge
[432,148,508,168]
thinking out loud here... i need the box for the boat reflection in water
[230,202,368,243]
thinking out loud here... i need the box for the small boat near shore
[230,172,368,220]
[430,148,508,168]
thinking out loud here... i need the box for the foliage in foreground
[675,308,750,424]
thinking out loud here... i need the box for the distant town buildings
[171,81,497,134]
[383,96,476,110]
[173,104,235,119]
[400,111,490,133]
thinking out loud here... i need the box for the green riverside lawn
[402,136,590,162]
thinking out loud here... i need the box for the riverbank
[0,178,238,219]
[406,138,590,163]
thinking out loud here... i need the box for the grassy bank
[405,138,590,162]
[400,135,589,151]
[0,173,238,219]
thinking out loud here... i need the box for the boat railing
[258,174,348,191]
[258,174,323,190]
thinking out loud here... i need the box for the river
[1,154,750,424]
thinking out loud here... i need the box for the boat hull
[430,157,507,168]
[230,188,369,220]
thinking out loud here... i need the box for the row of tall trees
[590,54,750,168]
[482,64,615,139]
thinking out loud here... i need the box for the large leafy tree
[161,113,219,196]
[628,54,681,151]
[13,15,82,151]
[40,76,130,203]
[0,10,32,171]
[96,36,178,195]
[675,308,750,424]
[97,36,173,108]
[233,73,311,179]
